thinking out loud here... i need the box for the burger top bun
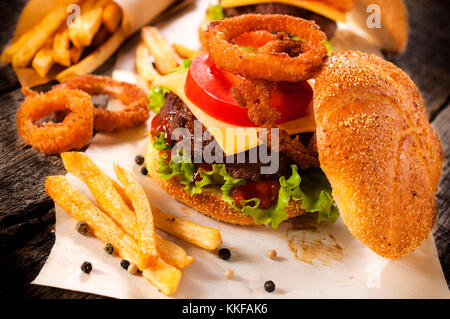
[314,51,443,259]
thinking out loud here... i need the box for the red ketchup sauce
[231,180,280,210]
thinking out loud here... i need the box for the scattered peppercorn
[135,155,145,165]
[225,269,234,279]
[141,167,148,176]
[264,280,275,293]
[104,243,114,255]
[81,261,92,274]
[267,250,277,259]
[128,263,138,275]
[120,259,130,270]
[76,221,89,235]
[218,248,231,260]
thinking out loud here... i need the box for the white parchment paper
[33,0,449,299]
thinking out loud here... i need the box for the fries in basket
[47,152,222,295]
[1,0,124,83]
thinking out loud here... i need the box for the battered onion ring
[16,88,94,154]
[205,14,327,82]
[55,75,149,132]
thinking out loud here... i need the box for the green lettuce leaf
[156,148,202,196]
[148,87,170,114]
[324,40,333,55]
[171,59,192,73]
[207,2,225,21]
[153,132,171,151]
[153,141,339,226]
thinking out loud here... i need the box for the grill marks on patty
[154,92,295,182]
[223,3,337,39]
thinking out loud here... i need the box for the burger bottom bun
[145,136,305,226]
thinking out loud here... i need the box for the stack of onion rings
[17,88,95,154]
[205,14,327,169]
[205,14,327,82]
[55,75,149,132]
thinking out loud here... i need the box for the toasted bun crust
[145,136,305,226]
[314,51,443,258]
[350,0,409,53]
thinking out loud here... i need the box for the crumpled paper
[33,0,449,298]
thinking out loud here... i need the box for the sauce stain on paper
[287,214,343,266]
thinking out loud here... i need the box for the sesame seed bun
[145,135,305,226]
[314,51,443,258]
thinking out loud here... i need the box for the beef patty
[152,92,297,182]
[223,3,337,39]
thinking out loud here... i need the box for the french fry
[111,173,222,250]
[61,152,193,270]
[61,152,139,238]
[70,45,83,64]
[32,41,54,78]
[114,164,158,270]
[56,29,125,81]
[141,26,179,75]
[172,43,203,59]
[45,176,181,296]
[135,41,160,83]
[9,5,70,68]
[53,27,72,67]
[69,0,109,48]
[102,1,122,33]
[151,206,223,250]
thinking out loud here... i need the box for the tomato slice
[184,54,313,127]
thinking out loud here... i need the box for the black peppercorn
[264,280,275,293]
[120,259,130,270]
[141,167,148,176]
[135,155,145,165]
[218,248,231,260]
[76,221,89,235]
[81,261,92,274]
[104,243,114,255]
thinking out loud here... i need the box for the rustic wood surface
[0,0,448,298]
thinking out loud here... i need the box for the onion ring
[205,14,327,82]
[55,75,149,132]
[16,88,94,154]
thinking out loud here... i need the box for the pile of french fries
[45,152,222,296]
[136,26,203,85]
[2,0,123,80]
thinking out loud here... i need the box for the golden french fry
[69,0,109,48]
[91,25,110,49]
[61,152,193,270]
[114,164,158,270]
[172,43,203,60]
[32,42,54,78]
[45,176,181,296]
[135,41,160,83]
[151,206,223,250]
[53,27,71,67]
[56,29,125,81]
[111,177,221,250]
[102,1,122,33]
[141,26,179,75]
[61,152,139,238]
[70,45,83,64]
[9,5,70,68]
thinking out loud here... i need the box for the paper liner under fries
[8,0,177,87]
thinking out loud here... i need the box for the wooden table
[0,0,448,298]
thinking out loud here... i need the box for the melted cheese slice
[221,0,347,22]
[153,70,316,156]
